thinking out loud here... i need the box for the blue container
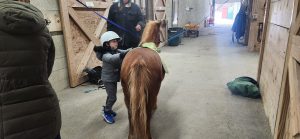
[168,27,184,46]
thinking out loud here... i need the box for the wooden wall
[278,35,300,139]
[259,0,294,135]
[31,0,69,91]
[260,23,290,134]
[153,0,168,47]
[59,0,110,87]
[258,0,300,138]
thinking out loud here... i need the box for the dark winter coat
[107,1,145,49]
[0,1,61,139]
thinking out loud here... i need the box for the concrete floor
[58,25,272,139]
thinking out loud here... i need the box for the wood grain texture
[260,24,289,134]
[269,0,294,28]
[59,0,77,87]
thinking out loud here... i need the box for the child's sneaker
[110,110,117,117]
[102,106,117,117]
[102,111,115,124]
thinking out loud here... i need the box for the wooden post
[59,0,76,87]
[257,0,271,82]
[244,0,253,45]
[153,0,167,47]
[146,0,154,20]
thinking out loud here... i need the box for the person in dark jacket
[93,31,130,124]
[107,0,145,49]
[0,0,61,139]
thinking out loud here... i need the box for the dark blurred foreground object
[0,1,61,138]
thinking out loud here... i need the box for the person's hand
[135,24,142,32]
[119,51,129,59]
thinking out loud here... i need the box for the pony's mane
[139,21,160,46]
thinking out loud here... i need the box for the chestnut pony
[120,21,165,139]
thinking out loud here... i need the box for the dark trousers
[103,82,117,111]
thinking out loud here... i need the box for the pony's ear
[155,20,162,28]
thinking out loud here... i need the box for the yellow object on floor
[184,23,200,30]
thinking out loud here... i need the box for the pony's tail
[128,58,151,138]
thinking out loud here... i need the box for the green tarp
[227,76,261,99]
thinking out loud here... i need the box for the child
[93,31,129,124]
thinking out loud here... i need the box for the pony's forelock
[139,21,160,46]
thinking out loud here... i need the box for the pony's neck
[140,42,158,52]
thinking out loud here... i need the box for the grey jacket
[97,49,129,82]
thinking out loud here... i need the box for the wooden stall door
[273,0,300,138]
[258,0,295,134]
[154,0,168,47]
[286,36,300,139]
[59,0,112,87]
